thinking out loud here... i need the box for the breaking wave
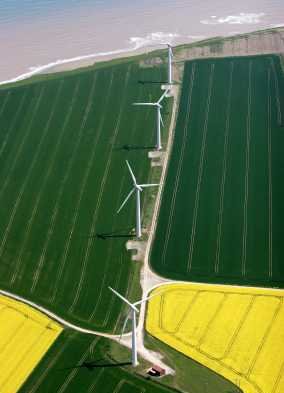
[201,12,265,25]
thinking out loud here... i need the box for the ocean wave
[201,12,265,25]
[129,32,180,49]
[0,31,181,87]
[187,35,206,40]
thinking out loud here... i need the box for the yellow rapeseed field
[0,295,62,393]
[146,283,284,393]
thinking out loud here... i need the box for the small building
[147,365,166,377]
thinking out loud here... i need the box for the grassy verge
[144,334,242,393]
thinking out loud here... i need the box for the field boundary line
[241,60,252,277]
[0,288,120,338]
[161,63,196,266]
[0,83,62,265]
[69,66,132,314]
[187,63,215,272]
[267,69,273,279]
[214,62,234,274]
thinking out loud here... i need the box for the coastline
[31,25,284,75]
[0,26,283,89]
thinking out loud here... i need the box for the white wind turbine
[117,160,159,238]
[133,89,168,151]
[167,43,174,85]
[109,286,161,367]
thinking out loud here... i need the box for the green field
[0,60,170,332]
[19,332,177,393]
[151,55,284,287]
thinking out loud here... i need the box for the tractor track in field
[47,72,110,304]
[187,63,215,273]
[67,69,128,314]
[0,90,28,160]
[241,60,252,278]
[214,61,234,275]
[1,83,63,277]
[161,63,196,268]
[29,79,81,293]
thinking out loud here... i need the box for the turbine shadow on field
[81,227,136,240]
[59,360,131,371]
[113,144,155,151]
[138,80,168,85]
[95,232,136,240]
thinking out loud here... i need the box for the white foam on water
[201,12,265,25]
[129,32,180,49]
[269,23,284,28]
[187,35,206,40]
[0,31,181,87]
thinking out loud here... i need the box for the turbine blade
[117,188,135,213]
[160,112,165,128]
[139,183,159,188]
[157,90,168,104]
[134,289,164,306]
[133,102,156,106]
[120,311,131,341]
[109,287,138,312]
[126,160,137,184]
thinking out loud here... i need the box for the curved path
[0,288,121,339]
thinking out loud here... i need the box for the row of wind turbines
[109,44,174,367]
[116,44,174,239]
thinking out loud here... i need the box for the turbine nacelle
[167,43,174,57]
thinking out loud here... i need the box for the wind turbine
[133,89,168,151]
[117,160,159,238]
[167,43,174,85]
[109,286,161,367]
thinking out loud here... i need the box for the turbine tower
[133,90,168,151]
[117,160,159,238]
[109,286,159,367]
[167,44,174,85]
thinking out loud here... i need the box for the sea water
[0,0,283,83]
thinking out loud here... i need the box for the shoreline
[0,25,283,88]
